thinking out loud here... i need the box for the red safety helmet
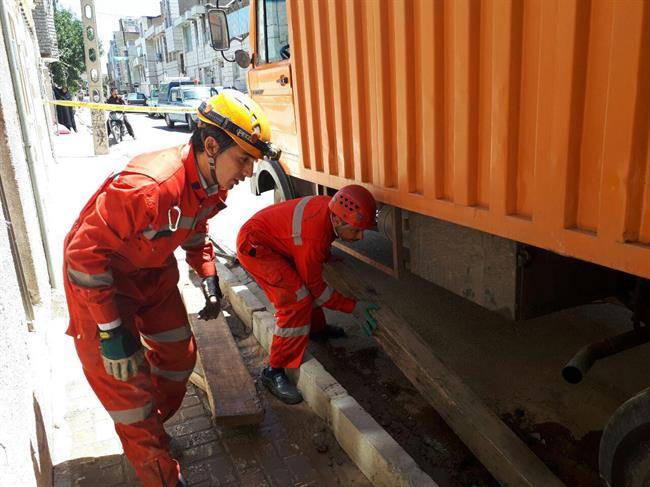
[328,185,377,229]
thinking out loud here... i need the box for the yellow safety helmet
[197,89,279,160]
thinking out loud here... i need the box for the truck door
[249,0,297,157]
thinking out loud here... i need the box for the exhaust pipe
[562,326,650,384]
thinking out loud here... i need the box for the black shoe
[310,324,347,342]
[261,367,303,404]
[177,473,187,487]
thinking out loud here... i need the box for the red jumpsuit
[236,196,356,369]
[63,144,227,486]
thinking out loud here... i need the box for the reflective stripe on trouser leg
[269,300,314,369]
[72,335,179,487]
[107,402,154,424]
[138,286,197,422]
[236,241,313,368]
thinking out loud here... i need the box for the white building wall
[0,1,58,486]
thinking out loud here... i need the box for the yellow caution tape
[47,99,195,114]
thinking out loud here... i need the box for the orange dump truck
[208,1,650,485]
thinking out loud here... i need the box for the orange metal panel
[255,0,650,279]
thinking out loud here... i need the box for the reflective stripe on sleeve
[150,366,193,382]
[291,196,314,246]
[107,402,153,424]
[67,266,113,288]
[181,232,207,249]
[273,324,311,338]
[314,286,333,306]
[98,318,122,331]
[140,325,192,343]
[196,205,217,220]
[295,285,309,301]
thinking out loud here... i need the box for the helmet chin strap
[331,213,341,238]
[207,154,220,190]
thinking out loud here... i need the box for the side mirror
[207,9,230,51]
[235,49,251,69]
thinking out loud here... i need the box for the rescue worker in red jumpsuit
[63,90,278,486]
[237,185,380,404]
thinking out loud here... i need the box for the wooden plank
[189,353,207,393]
[182,287,263,426]
[323,262,563,487]
[332,241,395,277]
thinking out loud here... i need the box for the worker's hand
[99,323,144,381]
[199,275,223,320]
[352,301,380,336]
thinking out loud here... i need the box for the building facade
[109,0,250,96]
[0,0,60,485]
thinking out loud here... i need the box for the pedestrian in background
[54,85,77,133]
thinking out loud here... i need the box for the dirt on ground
[310,333,605,487]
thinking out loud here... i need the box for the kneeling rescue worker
[237,185,381,404]
[63,90,277,486]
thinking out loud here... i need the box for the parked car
[158,77,195,104]
[161,85,219,131]
[125,92,147,106]
[148,89,160,118]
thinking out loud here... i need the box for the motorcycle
[108,111,127,143]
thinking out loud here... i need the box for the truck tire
[165,114,175,128]
[250,159,295,202]
[600,387,650,487]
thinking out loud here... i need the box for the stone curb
[216,262,437,487]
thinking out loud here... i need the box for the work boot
[310,324,347,342]
[177,473,187,487]
[261,366,303,404]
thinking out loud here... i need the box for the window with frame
[183,25,193,52]
[256,0,289,64]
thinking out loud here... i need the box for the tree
[51,8,85,92]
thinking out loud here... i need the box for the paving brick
[180,404,206,421]
[284,454,319,484]
[237,468,271,487]
[174,428,219,449]
[184,454,237,485]
[223,438,259,474]
[181,394,201,408]
[167,415,213,437]
[181,440,224,465]
[272,438,302,459]
[254,441,284,472]
[265,467,295,487]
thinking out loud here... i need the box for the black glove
[199,275,223,320]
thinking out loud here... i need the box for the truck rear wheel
[600,387,650,487]
[610,433,650,487]
[165,114,175,128]
[251,159,295,202]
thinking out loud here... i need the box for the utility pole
[80,0,108,154]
